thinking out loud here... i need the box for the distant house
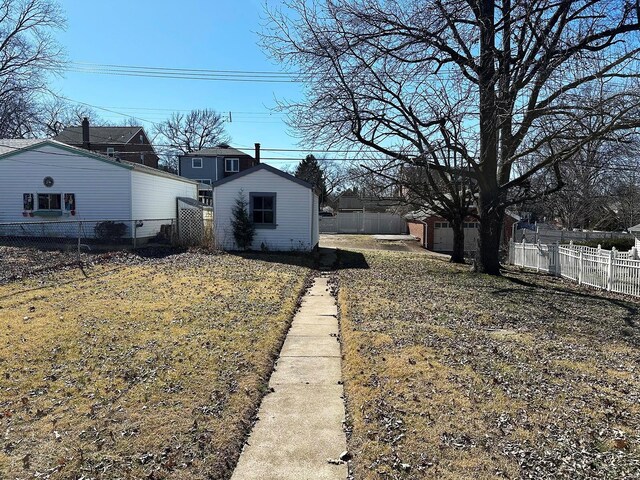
[405,208,518,253]
[178,143,260,185]
[0,139,197,240]
[211,163,319,251]
[53,118,159,168]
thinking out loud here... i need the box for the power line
[70,61,298,77]
[65,67,299,84]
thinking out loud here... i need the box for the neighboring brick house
[53,118,159,168]
[177,143,260,185]
[405,208,518,253]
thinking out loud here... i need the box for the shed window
[106,147,115,157]
[225,158,239,172]
[38,193,61,210]
[192,158,203,168]
[250,193,276,228]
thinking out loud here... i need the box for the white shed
[629,223,640,250]
[212,163,319,251]
[0,139,198,239]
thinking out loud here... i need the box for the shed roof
[211,163,313,190]
[0,139,197,185]
[405,208,521,221]
[0,139,44,155]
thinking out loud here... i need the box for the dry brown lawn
[0,251,312,479]
[336,249,640,479]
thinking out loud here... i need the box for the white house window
[250,192,276,228]
[107,147,115,157]
[192,158,203,168]
[225,158,239,172]
[37,193,62,210]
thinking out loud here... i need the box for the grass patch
[0,251,312,479]
[337,250,640,479]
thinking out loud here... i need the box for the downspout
[310,189,314,250]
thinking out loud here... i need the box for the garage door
[464,222,480,252]
[434,221,480,252]
[433,222,453,252]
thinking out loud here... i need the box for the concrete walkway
[231,251,348,480]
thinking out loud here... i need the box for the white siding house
[212,164,319,251]
[0,139,198,238]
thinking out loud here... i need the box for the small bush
[94,221,127,240]
[231,190,255,250]
[573,237,635,251]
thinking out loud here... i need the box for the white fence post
[536,242,541,272]
[607,249,614,291]
[578,250,583,285]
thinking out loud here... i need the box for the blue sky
[49,0,303,166]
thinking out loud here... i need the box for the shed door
[433,222,453,252]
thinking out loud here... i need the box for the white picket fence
[510,241,640,297]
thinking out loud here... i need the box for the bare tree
[611,173,640,229]
[527,134,631,230]
[0,91,40,138]
[351,146,476,262]
[264,0,640,274]
[153,109,231,171]
[37,96,101,137]
[318,158,350,198]
[0,0,65,136]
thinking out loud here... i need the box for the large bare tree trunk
[475,0,502,274]
[475,193,505,275]
[450,218,465,264]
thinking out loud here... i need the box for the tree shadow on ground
[132,246,188,259]
[335,249,370,270]
[229,248,370,271]
[492,271,639,341]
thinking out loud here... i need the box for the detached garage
[212,163,319,251]
[406,209,517,253]
[0,139,198,240]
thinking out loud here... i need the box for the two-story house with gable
[177,143,260,185]
[54,118,160,168]
[178,144,260,205]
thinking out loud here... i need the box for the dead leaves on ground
[338,250,640,479]
[1,251,311,479]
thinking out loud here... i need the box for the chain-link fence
[0,219,176,283]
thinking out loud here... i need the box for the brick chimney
[254,142,261,164]
[82,117,90,150]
